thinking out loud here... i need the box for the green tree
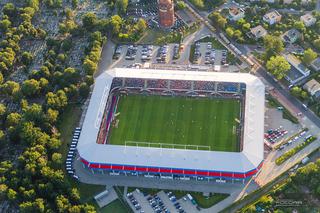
[82,12,97,30]
[226,27,234,38]
[46,108,59,124]
[302,48,317,65]
[0,19,11,32]
[3,3,16,17]
[176,1,186,10]
[0,103,6,119]
[136,18,147,33]
[52,153,62,164]
[0,72,3,85]
[72,0,78,8]
[293,21,306,33]
[116,0,128,14]
[266,56,291,80]
[22,79,40,97]
[79,82,90,98]
[314,38,320,51]
[46,90,68,110]
[109,15,123,36]
[21,51,33,66]
[7,188,17,201]
[1,81,20,99]
[263,35,284,58]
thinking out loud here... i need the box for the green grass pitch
[109,95,240,152]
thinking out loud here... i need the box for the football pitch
[109,95,240,152]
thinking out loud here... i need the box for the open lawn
[57,104,105,203]
[109,95,240,152]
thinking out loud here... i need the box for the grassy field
[109,95,240,152]
[57,104,106,204]
[96,199,131,213]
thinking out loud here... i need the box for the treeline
[0,1,110,212]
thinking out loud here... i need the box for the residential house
[284,54,311,85]
[311,57,320,71]
[228,7,245,21]
[263,10,282,25]
[282,29,301,44]
[247,25,267,40]
[303,79,320,98]
[300,13,316,27]
[283,0,293,4]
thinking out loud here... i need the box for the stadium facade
[77,68,265,181]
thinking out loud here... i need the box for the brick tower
[158,0,174,28]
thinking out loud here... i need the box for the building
[76,68,265,183]
[282,29,301,44]
[284,54,311,85]
[263,10,282,25]
[158,0,174,28]
[248,25,267,40]
[300,13,316,27]
[303,79,320,98]
[311,57,320,71]
[228,7,245,21]
[283,0,293,4]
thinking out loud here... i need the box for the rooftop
[264,10,281,20]
[250,25,267,38]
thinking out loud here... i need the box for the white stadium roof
[77,68,265,176]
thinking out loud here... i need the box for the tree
[82,12,97,30]
[208,12,227,29]
[6,113,22,127]
[136,19,147,33]
[109,15,123,36]
[291,86,302,97]
[302,48,317,65]
[1,81,20,99]
[293,21,306,33]
[3,3,16,17]
[72,0,78,8]
[52,153,62,164]
[176,1,186,10]
[0,104,6,119]
[83,58,97,75]
[21,52,33,66]
[56,195,70,212]
[22,79,40,97]
[226,27,234,38]
[190,0,204,9]
[0,72,3,85]
[7,188,17,201]
[70,188,80,202]
[79,82,90,98]
[0,19,11,32]
[46,108,59,124]
[0,130,5,144]
[266,56,291,80]
[116,0,128,14]
[46,90,68,110]
[263,35,284,58]
[314,38,320,51]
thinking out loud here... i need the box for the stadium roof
[77,68,265,176]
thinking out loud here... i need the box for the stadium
[77,68,265,182]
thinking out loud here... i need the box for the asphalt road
[255,67,320,128]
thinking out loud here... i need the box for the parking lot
[192,42,228,66]
[126,189,200,213]
[110,42,232,70]
[112,44,184,68]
